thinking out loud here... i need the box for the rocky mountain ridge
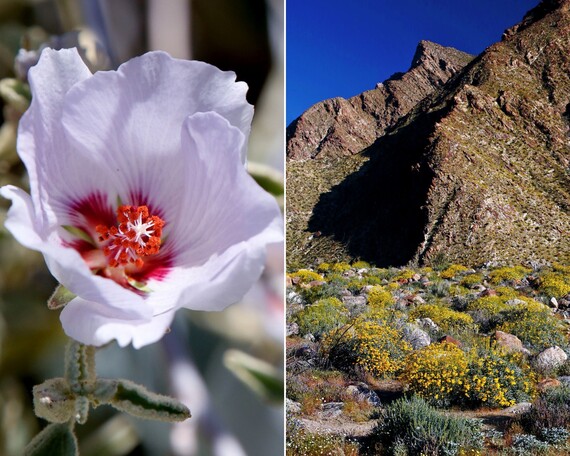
[287,41,473,160]
[287,0,570,268]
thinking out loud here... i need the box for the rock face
[535,346,568,371]
[287,0,570,268]
[287,41,473,160]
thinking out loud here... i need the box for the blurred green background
[0,1,284,455]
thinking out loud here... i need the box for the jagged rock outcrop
[287,41,473,160]
[287,0,570,268]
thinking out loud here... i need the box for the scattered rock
[342,295,367,307]
[304,280,326,288]
[550,297,559,309]
[360,285,375,294]
[286,398,301,414]
[412,295,426,305]
[416,318,439,332]
[505,298,526,306]
[345,383,382,406]
[472,284,486,292]
[558,376,570,386]
[503,402,532,415]
[403,325,431,350]
[494,331,530,355]
[287,291,304,305]
[320,402,344,418]
[535,346,568,372]
[411,273,421,282]
[303,333,316,342]
[438,335,462,347]
[339,288,352,297]
[287,322,299,337]
[286,276,293,287]
[480,289,498,297]
[537,378,561,392]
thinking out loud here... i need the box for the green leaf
[24,423,78,456]
[62,225,96,245]
[48,285,77,310]
[248,162,284,196]
[33,378,76,424]
[108,379,190,422]
[223,349,284,403]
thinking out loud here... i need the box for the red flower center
[95,205,165,269]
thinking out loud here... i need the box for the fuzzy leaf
[108,379,190,422]
[224,349,284,403]
[24,423,78,456]
[65,341,96,393]
[248,162,284,196]
[48,285,76,310]
[33,378,76,423]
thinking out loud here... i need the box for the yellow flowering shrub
[352,260,371,269]
[466,295,509,317]
[553,263,570,274]
[410,304,475,332]
[386,282,400,291]
[289,269,324,284]
[354,321,412,377]
[538,272,570,298]
[489,266,530,284]
[367,286,394,309]
[465,345,536,407]
[316,263,331,272]
[441,264,469,279]
[494,286,521,300]
[393,269,416,281]
[400,342,468,406]
[331,262,351,273]
[460,273,483,288]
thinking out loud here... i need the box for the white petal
[0,185,150,319]
[60,52,253,209]
[163,112,283,266]
[61,297,175,348]
[17,48,116,228]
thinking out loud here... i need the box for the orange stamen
[96,205,164,268]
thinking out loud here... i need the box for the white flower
[1,48,283,348]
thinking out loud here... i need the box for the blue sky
[286,0,540,125]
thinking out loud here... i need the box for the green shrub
[519,385,570,435]
[295,297,349,337]
[287,414,359,456]
[374,396,483,455]
[497,301,567,351]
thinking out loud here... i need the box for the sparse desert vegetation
[286,261,570,455]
